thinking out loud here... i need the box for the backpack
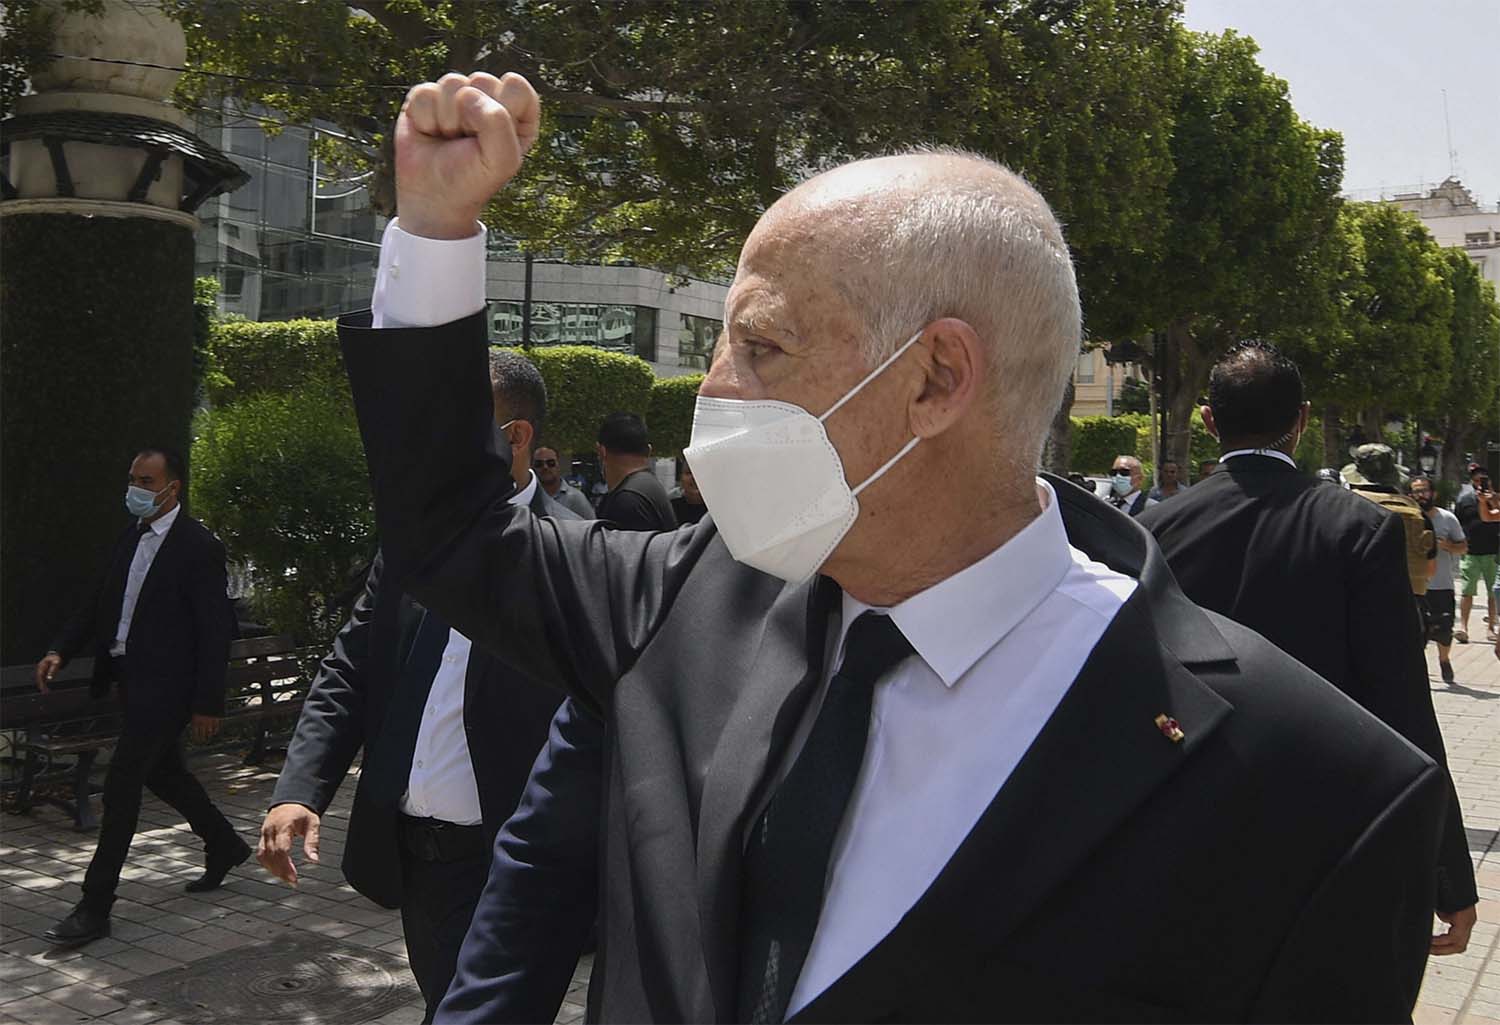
[1352,487,1434,595]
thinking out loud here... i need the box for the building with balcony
[1388,178,1500,291]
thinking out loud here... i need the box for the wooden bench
[0,635,318,830]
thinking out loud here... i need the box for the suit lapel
[794,478,1238,1022]
[367,607,448,805]
[695,575,838,1021]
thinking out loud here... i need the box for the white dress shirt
[369,224,1138,1010]
[1220,447,1297,468]
[400,470,538,825]
[111,504,181,656]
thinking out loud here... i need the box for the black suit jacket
[52,512,234,718]
[343,311,1445,1023]
[1139,454,1477,913]
[270,484,577,909]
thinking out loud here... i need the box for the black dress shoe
[186,836,251,893]
[44,904,110,947]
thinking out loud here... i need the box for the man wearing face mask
[257,352,582,1023]
[339,72,1452,1021]
[1107,455,1155,516]
[1141,342,1477,958]
[36,448,242,948]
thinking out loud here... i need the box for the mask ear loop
[819,329,925,424]
[852,435,921,497]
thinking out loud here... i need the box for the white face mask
[682,331,923,583]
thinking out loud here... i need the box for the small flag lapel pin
[1154,713,1185,743]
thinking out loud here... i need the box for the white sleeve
[370,219,488,329]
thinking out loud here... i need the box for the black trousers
[398,816,492,1024]
[81,708,237,914]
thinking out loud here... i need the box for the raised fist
[395,71,541,240]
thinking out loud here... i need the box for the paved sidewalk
[1,637,1497,1024]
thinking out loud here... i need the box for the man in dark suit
[257,352,579,1021]
[341,72,1448,1022]
[37,447,242,947]
[1140,340,1478,956]
[1106,455,1156,516]
[595,412,676,530]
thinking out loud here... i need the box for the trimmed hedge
[1071,417,1140,475]
[648,374,705,458]
[192,384,375,648]
[2,213,194,663]
[519,345,656,454]
[206,318,345,406]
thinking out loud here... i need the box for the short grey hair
[833,151,1081,474]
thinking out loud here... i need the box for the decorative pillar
[0,0,247,662]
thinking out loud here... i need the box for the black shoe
[186,836,251,893]
[1441,660,1456,684]
[44,904,110,947]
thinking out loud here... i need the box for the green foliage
[205,318,344,405]
[1115,377,1152,415]
[1437,249,1500,426]
[514,345,655,454]
[192,276,219,404]
[1288,204,1453,419]
[192,384,374,648]
[171,0,1181,284]
[647,374,705,459]
[1,213,194,663]
[1070,416,1140,475]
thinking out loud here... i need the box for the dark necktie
[737,611,915,1024]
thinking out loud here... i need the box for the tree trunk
[1164,320,1211,469]
[1359,407,1384,441]
[1042,377,1075,475]
[1320,402,1344,468]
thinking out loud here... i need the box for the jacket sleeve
[269,552,382,815]
[1348,512,1478,912]
[340,312,704,720]
[190,529,235,717]
[437,698,604,1025]
[1249,763,1444,1022]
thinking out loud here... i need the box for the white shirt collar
[141,503,181,536]
[837,478,1073,689]
[1219,448,1296,468]
[509,469,539,508]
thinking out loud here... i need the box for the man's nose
[698,347,741,399]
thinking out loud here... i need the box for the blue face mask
[1110,474,1134,497]
[125,484,169,518]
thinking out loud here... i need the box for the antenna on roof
[1442,89,1458,180]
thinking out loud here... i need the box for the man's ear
[909,318,983,439]
[509,419,535,454]
[1200,405,1219,440]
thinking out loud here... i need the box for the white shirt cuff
[371,218,488,329]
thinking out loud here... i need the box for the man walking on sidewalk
[36,448,245,948]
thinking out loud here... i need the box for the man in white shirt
[258,353,582,1022]
[338,71,1448,1022]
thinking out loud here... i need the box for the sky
[1182,0,1500,209]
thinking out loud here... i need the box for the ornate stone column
[0,0,247,661]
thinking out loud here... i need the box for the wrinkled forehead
[726,215,854,337]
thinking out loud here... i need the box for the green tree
[1144,29,1344,468]
[1434,249,1500,486]
[1286,203,1454,449]
[171,0,1180,284]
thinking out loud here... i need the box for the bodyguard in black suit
[1139,341,1479,953]
[258,353,578,1021]
[38,448,242,947]
[344,73,1447,1022]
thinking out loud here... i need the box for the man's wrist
[391,207,483,241]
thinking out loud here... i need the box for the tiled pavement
[2,637,1498,1024]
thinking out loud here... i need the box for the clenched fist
[395,71,541,241]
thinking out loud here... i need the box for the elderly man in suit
[37,447,242,947]
[339,72,1448,1022]
[257,352,580,1022]
[1139,340,1477,955]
